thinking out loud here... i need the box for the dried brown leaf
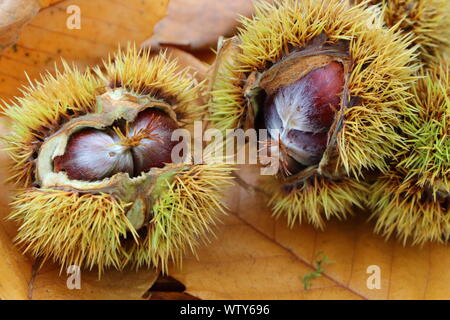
[0,0,169,101]
[169,166,450,300]
[144,0,274,51]
[31,263,159,300]
[0,0,40,53]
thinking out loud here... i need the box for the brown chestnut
[54,108,179,181]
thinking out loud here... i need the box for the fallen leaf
[0,117,33,300]
[144,0,274,51]
[0,0,169,102]
[168,165,450,300]
[146,275,200,300]
[0,225,32,300]
[31,263,159,300]
[0,0,40,53]
[39,1,64,8]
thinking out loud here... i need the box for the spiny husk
[2,46,231,273]
[210,0,419,177]
[2,46,204,188]
[126,164,234,273]
[95,45,205,124]
[9,164,233,273]
[9,190,136,272]
[369,170,449,244]
[266,176,369,229]
[1,65,101,187]
[209,37,246,131]
[368,60,449,244]
[397,63,449,191]
[353,0,450,64]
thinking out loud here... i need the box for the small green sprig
[302,252,333,290]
